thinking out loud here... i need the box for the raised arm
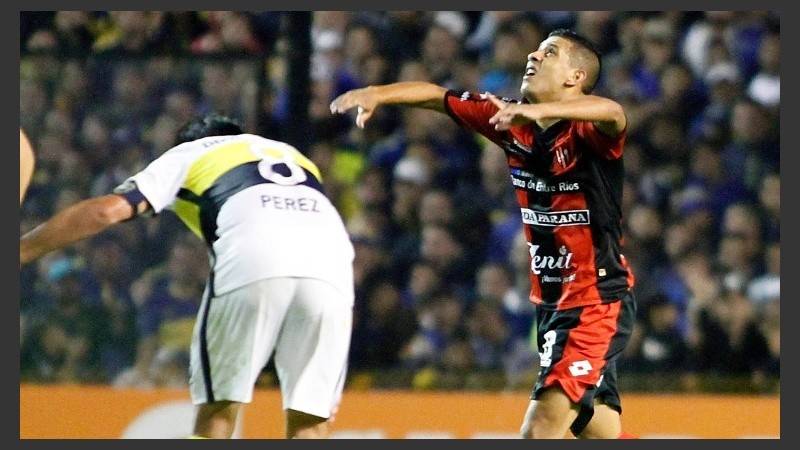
[20,193,149,265]
[330,81,448,128]
[487,93,627,137]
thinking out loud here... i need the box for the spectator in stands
[51,11,96,54]
[345,165,394,240]
[399,287,470,373]
[630,17,679,100]
[746,241,779,312]
[466,299,538,390]
[474,261,533,342]
[419,21,466,90]
[756,172,780,243]
[721,98,779,194]
[114,233,207,388]
[718,202,764,283]
[477,22,531,100]
[619,293,690,375]
[747,30,780,110]
[75,234,140,379]
[93,11,178,54]
[349,274,419,373]
[690,275,774,386]
[401,260,446,310]
[190,11,264,54]
[21,258,111,383]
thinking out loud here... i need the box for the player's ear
[566,68,586,88]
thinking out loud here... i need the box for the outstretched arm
[20,128,35,205]
[330,81,448,128]
[486,93,627,137]
[20,194,149,265]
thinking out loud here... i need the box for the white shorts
[189,277,353,419]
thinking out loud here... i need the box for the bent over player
[331,29,636,439]
[20,113,355,439]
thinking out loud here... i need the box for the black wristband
[113,180,151,219]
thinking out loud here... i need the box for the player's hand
[330,88,377,129]
[486,92,535,131]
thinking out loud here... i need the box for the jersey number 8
[251,145,308,186]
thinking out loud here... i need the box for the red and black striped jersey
[444,90,635,311]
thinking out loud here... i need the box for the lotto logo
[568,360,593,376]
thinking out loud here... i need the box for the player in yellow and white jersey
[20,113,355,439]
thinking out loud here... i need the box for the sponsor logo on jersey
[503,138,533,156]
[528,244,574,275]
[568,360,593,376]
[520,208,589,226]
[509,174,580,193]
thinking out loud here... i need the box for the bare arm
[20,194,149,265]
[330,81,448,128]
[20,128,35,205]
[487,93,627,137]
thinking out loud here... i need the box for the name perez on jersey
[260,195,320,212]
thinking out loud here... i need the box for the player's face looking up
[520,35,596,103]
[520,36,571,102]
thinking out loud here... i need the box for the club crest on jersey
[554,147,574,168]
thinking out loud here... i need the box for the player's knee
[194,401,240,438]
[286,409,329,439]
[525,388,580,438]
[528,413,564,438]
[575,404,622,439]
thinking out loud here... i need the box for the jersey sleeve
[118,147,190,214]
[443,90,507,145]
[574,121,627,160]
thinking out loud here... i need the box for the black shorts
[530,291,636,436]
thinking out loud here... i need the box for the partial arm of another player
[330,81,448,128]
[486,93,627,137]
[20,193,150,266]
[20,128,35,205]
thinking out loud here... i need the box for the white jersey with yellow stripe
[120,133,355,301]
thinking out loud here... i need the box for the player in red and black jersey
[332,28,636,439]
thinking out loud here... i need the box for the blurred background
[20,11,779,399]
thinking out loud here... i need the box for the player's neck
[536,119,562,131]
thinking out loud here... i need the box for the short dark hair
[174,113,244,146]
[548,28,602,93]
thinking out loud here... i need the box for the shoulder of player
[158,134,249,158]
[450,90,521,105]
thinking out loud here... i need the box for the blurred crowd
[19,11,779,393]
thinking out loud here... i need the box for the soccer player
[331,28,637,439]
[20,113,355,439]
[20,128,35,205]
